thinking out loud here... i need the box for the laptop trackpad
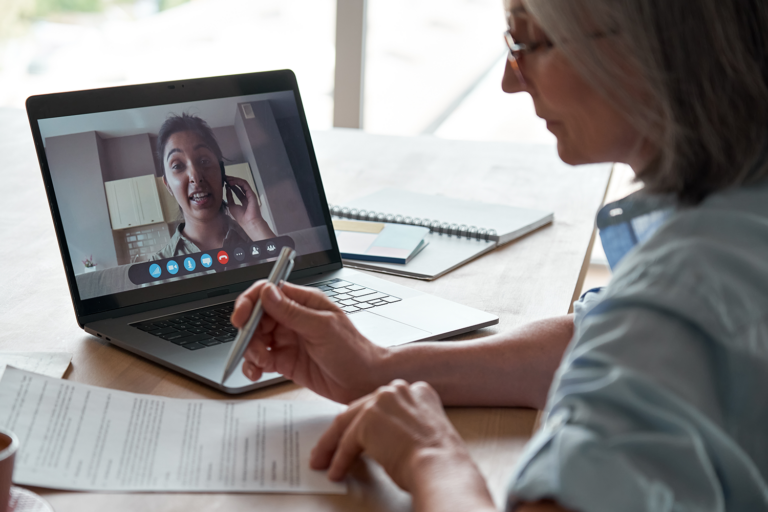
[350,311,432,348]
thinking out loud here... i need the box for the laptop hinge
[77,262,342,327]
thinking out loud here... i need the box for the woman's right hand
[230,281,389,404]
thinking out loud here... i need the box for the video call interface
[38,91,333,301]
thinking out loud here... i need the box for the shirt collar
[170,216,248,253]
[597,190,677,270]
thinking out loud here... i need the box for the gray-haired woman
[231,0,768,510]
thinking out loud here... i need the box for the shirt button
[546,407,571,430]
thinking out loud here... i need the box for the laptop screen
[34,85,336,311]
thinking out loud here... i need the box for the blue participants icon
[149,263,162,279]
[184,257,196,272]
[166,260,179,275]
[200,253,213,268]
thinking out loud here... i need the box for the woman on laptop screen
[232,0,768,511]
[149,113,276,261]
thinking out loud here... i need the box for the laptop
[25,70,498,394]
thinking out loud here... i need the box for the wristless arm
[376,315,573,409]
[409,448,496,512]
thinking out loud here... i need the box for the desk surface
[0,107,611,511]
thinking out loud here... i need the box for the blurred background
[0,0,637,287]
[0,0,554,139]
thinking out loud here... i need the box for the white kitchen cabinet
[105,174,164,229]
[134,175,164,224]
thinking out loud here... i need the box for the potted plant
[83,255,97,273]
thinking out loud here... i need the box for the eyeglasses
[503,30,554,88]
[504,28,617,88]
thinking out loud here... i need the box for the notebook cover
[339,189,553,279]
[343,188,553,245]
[342,233,496,280]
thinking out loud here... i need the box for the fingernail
[243,363,254,380]
[267,284,282,302]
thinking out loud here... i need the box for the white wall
[46,131,118,273]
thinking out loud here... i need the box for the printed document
[0,367,345,494]
[0,352,72,379]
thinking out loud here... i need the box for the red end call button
[217,251,229,264]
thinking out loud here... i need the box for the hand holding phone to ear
[225,175,276,240]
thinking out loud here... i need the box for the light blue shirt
[507,182,768,511]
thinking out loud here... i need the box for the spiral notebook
[332,189,554,280]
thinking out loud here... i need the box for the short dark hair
[156,113,224,174]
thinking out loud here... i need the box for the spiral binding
[329,205,498,242]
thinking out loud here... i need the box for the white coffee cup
[0,429,19,512]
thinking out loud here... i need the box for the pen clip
[279,259,295,287]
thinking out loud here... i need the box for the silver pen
[222,246,296,383]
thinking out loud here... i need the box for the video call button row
[127,236,296,285]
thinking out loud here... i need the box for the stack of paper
[0,352,72,379]
[333,219,429,264]
[0,367,346,494]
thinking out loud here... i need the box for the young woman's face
[503,2,652,169]
[162,130,224,224]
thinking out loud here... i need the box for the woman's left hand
[225,176,276,239]
[310,380,485,495]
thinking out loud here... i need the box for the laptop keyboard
[130,279,400,350]
[305,278,401,313]
[131,303,237,350]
